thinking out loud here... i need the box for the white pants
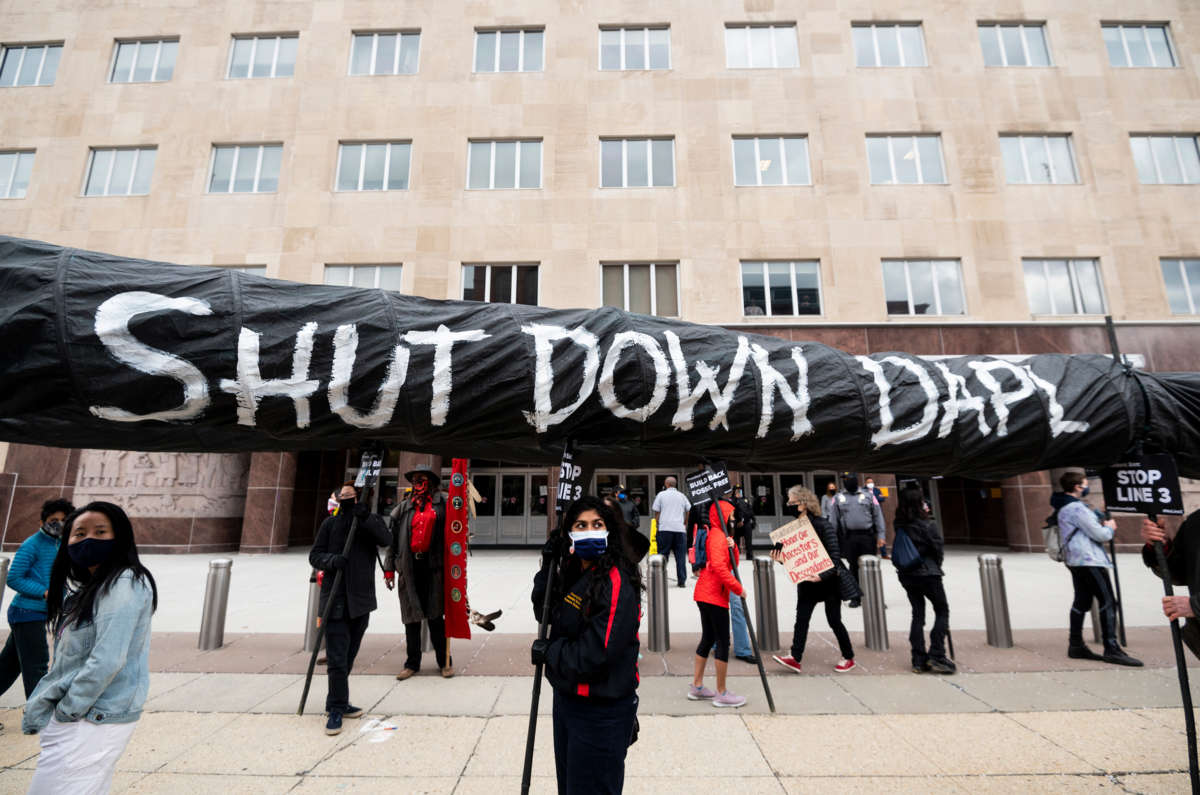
[28,716,138,794]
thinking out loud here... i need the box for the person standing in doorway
[652,477,691,587]
[820,481,838,522]
[0,499,72,709]
[310,482,391,735]
[615,484,641,536]
[1055,471,1142,666]
[830,474,885,606]
[388,465,455,680]
[771,486,856,674]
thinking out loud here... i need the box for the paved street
[0,548,1195,792]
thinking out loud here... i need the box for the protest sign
[1101,453,1184,517]
[769,514,834,585]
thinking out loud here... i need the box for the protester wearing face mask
[614,485,641,535]
[0,499,73,713]
[531,496,642,794]
[1053,470,1142,666]
[23,502,157,794]
[820,482,838,522]
[310,482,392,735]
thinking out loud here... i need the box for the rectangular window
[1130,135,1200,184]
[599,26,670,70]
[600,138,674,187]
[1000,134,1078,184]
[866,135,946,184]
[1161,259,1200,315]
[109,39,177,83]
[0,43,63,87]
[467,139,541,189]
[1103,24,1175,68]
[852,23,926,67]
[732,136,810,186]
[474,29,544,72]
[324,264,403,292]
[208,144,282,193]
[221,264,268,277]
[228,34,297,78]
[349,31,420,75]
[882,260,965,315]
[0,150,35,198]
[83,147,156,196]
[724,24,799,69]
[978,23,1051,66]
[1023,259,1106,315]
[740,261,821,316]
[336,142,411,191]
[601,262,678,316]
[462,264,539,305]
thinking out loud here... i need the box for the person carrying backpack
[829,474,884,606]
[892,485,955,674]
[688,497,746,708]
[1054,471,1142,666]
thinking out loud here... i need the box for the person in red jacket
[689,497,747,708]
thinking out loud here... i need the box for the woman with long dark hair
[531,496,643,794]
[892,486,955,674]
[23,501,158,794]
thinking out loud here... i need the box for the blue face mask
[618,492,627,501]
[68,537,114,569]
[569,530,609,560]
[1080,486,1090,498]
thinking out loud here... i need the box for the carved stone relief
[74,450,250,518]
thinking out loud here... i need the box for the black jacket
[1143,510,1200,658]
[309,505,391,620]
[617,499,640,531]
[532,560,640,701]
[895,517,945,577]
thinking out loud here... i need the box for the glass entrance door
[498,473,528,543]
[470,472,498,544]
[529,474,550,543]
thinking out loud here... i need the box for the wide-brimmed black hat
[404,464,442,488]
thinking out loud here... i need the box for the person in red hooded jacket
[688,496,747,708]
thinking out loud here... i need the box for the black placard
[1101,453,1185,516]
[555,443,592,514]
[354,451,383,489]
[684,461,731,506]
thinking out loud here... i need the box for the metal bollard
[303,569,322,652]
[859,555,888,651]
[1090,604,1102,643]
[198,559,233,650]
[647,554,670,652]
[0,556,9,615]
[752,557,780,652]
[978,554,1013,648]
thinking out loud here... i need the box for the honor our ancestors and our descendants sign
[6,235,1200,482]
[769,516,835,585]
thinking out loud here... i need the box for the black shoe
[736,654,759,665]
[343,704,364,719]
[1102,648,1144,667]
[677,582,687,588]
[325,711,343,735]
[848,598,861,608]
[928,657,956,674]
[1067,644,1103,661]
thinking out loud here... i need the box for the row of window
[0,20,1180,89]
[5,130,1197,200]
[253,258,1200,319]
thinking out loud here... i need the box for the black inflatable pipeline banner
[2,235,1198,478]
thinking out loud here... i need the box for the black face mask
[41,519,63,539]
[68,538,114,569]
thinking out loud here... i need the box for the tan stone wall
[1,0,1198,327]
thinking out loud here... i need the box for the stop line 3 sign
[1101,453,1185,517]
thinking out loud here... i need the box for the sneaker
[735,654,759,665]
[712,690,746,708]
[1068,644,1103,661]
[928,657,957,674]
[834,658,856,673]
[343,705,364,719]
[687,684,717,701]
[772,654,803,674]
[325,711,343,735]
[1102,648,1144,667]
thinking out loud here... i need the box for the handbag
[891,526,923,572]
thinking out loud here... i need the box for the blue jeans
[658,531,688,584]
[729,584,752,658]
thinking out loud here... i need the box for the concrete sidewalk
[0,668,1194,792]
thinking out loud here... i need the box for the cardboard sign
[684,461,731,506]
[1101,453,1184,516]
[769,514,835,585]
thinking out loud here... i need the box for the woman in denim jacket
[23,501,157,794]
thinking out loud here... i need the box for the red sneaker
[772,654,802,673]
[834,658,856,673]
